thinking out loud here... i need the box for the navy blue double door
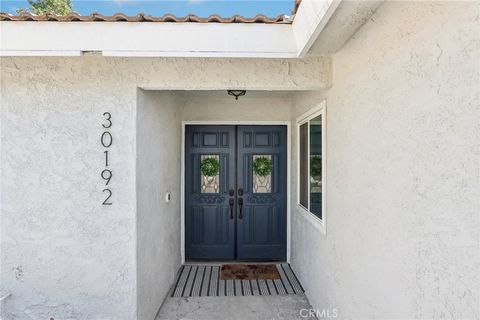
[185,125,287,261]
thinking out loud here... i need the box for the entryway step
[156,294,314,320]
[171,264,304,297]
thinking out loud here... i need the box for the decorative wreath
[310,156,322,177]
[200,157,220,177]
[253,156,273,177]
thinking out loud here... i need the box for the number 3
[102,112,112,129]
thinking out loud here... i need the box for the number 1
[104,150,109,167]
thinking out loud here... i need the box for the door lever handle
[238,198,244,219]
[229,198,235,219]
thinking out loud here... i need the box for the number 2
[102,189,112,205]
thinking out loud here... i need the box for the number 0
[101,132,113,148]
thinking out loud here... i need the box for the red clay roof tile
[0,12,291,24]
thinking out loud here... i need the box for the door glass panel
[299,123,309,208]
[200,155,220,193]
[252,155,272,193]
[310,115,322,219]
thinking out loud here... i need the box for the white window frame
[296,101,326,235]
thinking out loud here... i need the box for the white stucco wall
[291,1,479,319]
[1,58,138,320]
[136,90,182,320]
[0,56,328,319]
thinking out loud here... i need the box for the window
[252,155,273,193]
[200,155,220,193]
[297,102,326,231]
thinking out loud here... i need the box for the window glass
[309,115,322,219]
[298,108,325,225]
[200,155,220,193]
[253,155,272,193]
[299,123,309,208]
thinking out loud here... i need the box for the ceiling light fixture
[227,90,246,100]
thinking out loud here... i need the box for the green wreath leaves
[201,157,220,177]
[310,156,322,177]
[253,156,273,177]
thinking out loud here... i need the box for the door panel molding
[181,121,291,263]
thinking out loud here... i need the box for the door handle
[229,198,235,219]
[238,198,244,219]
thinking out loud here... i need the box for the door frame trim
[181,121,291,264]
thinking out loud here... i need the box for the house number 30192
[101,112,113,205]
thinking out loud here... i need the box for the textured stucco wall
[181,91,292,122]
[1,58,138,320]
[291,1,479,319]
[0,57,330,319]
[136,91,182,320]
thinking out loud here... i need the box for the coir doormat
[220,264,281,280]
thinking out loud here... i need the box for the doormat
[220,264,280,280]
[171,264,304,297]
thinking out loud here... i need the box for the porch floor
[156,263,313,320]
[155,294,315,320]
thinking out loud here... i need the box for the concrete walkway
[156,294,315,320]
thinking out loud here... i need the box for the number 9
[101,169,112,185]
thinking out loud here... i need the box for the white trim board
[293,0,341,57]
[181,121,292,264]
